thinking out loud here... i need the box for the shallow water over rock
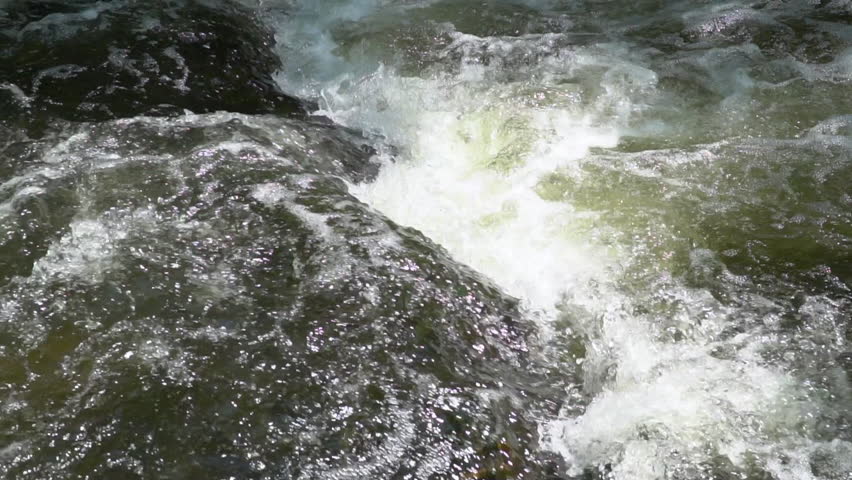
[0,0,305,128]
[1,0,851,479]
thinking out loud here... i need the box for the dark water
[0,1,851,479]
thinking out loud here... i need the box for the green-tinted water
[1,0,850,478]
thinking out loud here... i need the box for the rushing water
[1,0,851,479]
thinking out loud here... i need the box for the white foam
[251,182,335,240]
[0,82,32,105]
[267,2,841,476]
[17,2,117,41]
[29,211,148,283]
[544,330,802,477]
[351,109,616,313]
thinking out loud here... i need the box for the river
[1,0,851,478]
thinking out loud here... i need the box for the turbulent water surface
[1,0,851,478]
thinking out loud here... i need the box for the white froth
[267,2,841,477]
[352,110,615,313]
[544,334,801,477]
[252,182,335,240]
[0,82,32,105]
[31,215,133,283]
[16,2,114,41]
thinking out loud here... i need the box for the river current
[1,1,851,479]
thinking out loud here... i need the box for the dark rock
[0,0,306,125]
[0,113,556,479]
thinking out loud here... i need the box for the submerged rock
[0,0,305,125]
[0,113,557,479]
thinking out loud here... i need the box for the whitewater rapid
[1,0,850,478]
[267,0,852,478]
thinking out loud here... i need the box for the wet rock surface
[2,0,851,478]
[0,113,558,479]
[0,0,305,126]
